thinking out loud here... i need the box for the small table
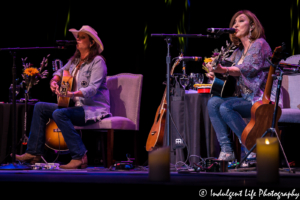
[164,90,221,166]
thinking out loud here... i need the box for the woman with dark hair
[206,10,282,161]
[13,25,111,169]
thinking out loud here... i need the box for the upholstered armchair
[74,73,143,168]
[278,55,300,166]
[279,55,300,124]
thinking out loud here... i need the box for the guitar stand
[236,61,294,173]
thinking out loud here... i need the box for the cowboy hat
[69,25,104,53]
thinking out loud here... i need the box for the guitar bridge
[53,128,61,132]
[151,131,156,135]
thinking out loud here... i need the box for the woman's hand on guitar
[206,72,215,80]
[55,90,72,98]
[206,60,224,74]
[206,58,216,72]
[50,80,59,93]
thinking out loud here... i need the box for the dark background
[0,0,296,165]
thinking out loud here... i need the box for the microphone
[56,40,77,46]
[207,28,236,34]
[174,56,202,62]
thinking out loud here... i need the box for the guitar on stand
[237,43,293,172]
[146,53,183,151]
[240,45,283,152]
[45,67,73,151]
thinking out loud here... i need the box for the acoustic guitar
[209,42,237,97]
[145,54,182,151]
[210,59,237,98]
[241,46,283,153]
[45,70,73,151]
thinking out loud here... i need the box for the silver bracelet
[71,92,75,99]
[223,67,229,77]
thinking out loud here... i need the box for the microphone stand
[0,46,66,170]
[151,33,217,148]
[151,33,220,39]
[166,37,171,146]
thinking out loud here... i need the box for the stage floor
[0,165,300,198]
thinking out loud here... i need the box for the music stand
[0,46,66,170]
[236,58,294,173]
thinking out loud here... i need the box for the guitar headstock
[174,52,183,65]
[211,41,236,70]
[170,52,184,75]
[270,42,289,65]
[270,46,283,65]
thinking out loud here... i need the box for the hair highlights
[229,10,265,48]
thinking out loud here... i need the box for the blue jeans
[207,96,252,153]
[26,102,95,159]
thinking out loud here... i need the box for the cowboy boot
[13,153,41,165]
[59,154,88,169]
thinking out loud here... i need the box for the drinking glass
[179,75,189,90]
[193,73,204,84]
[9,84,20,102]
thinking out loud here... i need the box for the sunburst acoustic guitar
[45,70,73,151]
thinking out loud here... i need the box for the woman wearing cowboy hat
[14,25,111,169]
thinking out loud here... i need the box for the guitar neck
[159,54,183,111]
[262,46,282,103]
[262,65,275,103]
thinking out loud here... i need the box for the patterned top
[229,38,283,107]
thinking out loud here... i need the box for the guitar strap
[73,64,81,80]
[67,63,82,107]
[72,61,83,90]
